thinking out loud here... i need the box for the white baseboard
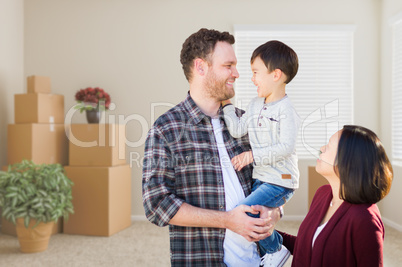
[281,215,305,221]
[131,214,305,223]
[131,215,148,222]
[382,217,402,232]
[279,216,402,232]
[131,215,402,232]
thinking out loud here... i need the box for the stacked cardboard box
[2,75,67,236]
[308,166,329,208]
[63,124,131,236]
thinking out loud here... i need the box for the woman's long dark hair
[335,125,393,204]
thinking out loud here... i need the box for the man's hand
[224,205,281,242]
[232,151,253,171]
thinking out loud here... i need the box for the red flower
[75,87,111,111]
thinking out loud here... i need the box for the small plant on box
[0,160,74,227]
[74,87,111,113]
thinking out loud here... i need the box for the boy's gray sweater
[223,95,301,189]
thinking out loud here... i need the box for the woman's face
[316,130,342,177]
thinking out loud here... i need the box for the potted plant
[0,160,74,253]
[74,87,111,123]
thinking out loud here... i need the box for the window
[234,25,354,159]
[391,15,402,165]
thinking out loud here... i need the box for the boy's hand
[232,151,253,171]
[251,205,282,236]
[225,205,273,242]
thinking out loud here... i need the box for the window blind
[392,18,402,163]
[234,25,354,159]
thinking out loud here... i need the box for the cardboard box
[27,75,51,94]
[1,217,62,236]
[14,93,64,124]
[7,124,68,165]
[68,124,126,166]
[63,165,132,236]
[308,166,329,208]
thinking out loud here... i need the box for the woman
[278,125,393,266]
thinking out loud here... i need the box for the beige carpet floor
[0,220,401,266]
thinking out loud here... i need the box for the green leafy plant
[0,160,74,228]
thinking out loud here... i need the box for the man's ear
[194,58,206,76]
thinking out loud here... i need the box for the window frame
[390,13,402,166]
[233,24,355,159]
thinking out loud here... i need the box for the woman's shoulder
[310,184,331,207]
[348,203,382,221]
[316,184,332,195]
[345,204,384,237]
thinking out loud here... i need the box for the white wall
[380,0,402,230]
[24,0,381,218]
[0,0,24,225]
[0,0,24,167]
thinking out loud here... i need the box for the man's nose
[232,67,239,78]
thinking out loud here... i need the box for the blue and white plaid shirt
[142,93,253,266]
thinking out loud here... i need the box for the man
[142,28,282,266]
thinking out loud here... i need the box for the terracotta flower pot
[16,218,55,253]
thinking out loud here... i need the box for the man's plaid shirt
[142,93,254,266]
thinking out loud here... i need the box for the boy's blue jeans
[238,179,294,255]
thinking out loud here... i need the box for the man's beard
[204,68,235,101]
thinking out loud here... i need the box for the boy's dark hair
[180,28,235,82]
[335,125,393,204]
[250,40,298,84]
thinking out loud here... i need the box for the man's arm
[143,126,185,227]
[169,202,281,242]
[143,121,281,241]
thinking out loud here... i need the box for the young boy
[222,40,300,266]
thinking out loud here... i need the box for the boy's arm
[222,100,249,138]
[231,150,254,171]
[252,107,301,166]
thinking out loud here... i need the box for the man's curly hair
[180,28,235,82]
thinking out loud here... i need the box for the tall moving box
[308,166,329,208]
[68,124,126,167]
[7,124,68,165]
[2,76,65,236]
[63,165,131,236]
[27,75,51,94]
[64,124,131,236]
[14,93,64,124]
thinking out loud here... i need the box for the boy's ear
[273,69,283,81]
[194,58,206,76]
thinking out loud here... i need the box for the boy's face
[251,57,275,99]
